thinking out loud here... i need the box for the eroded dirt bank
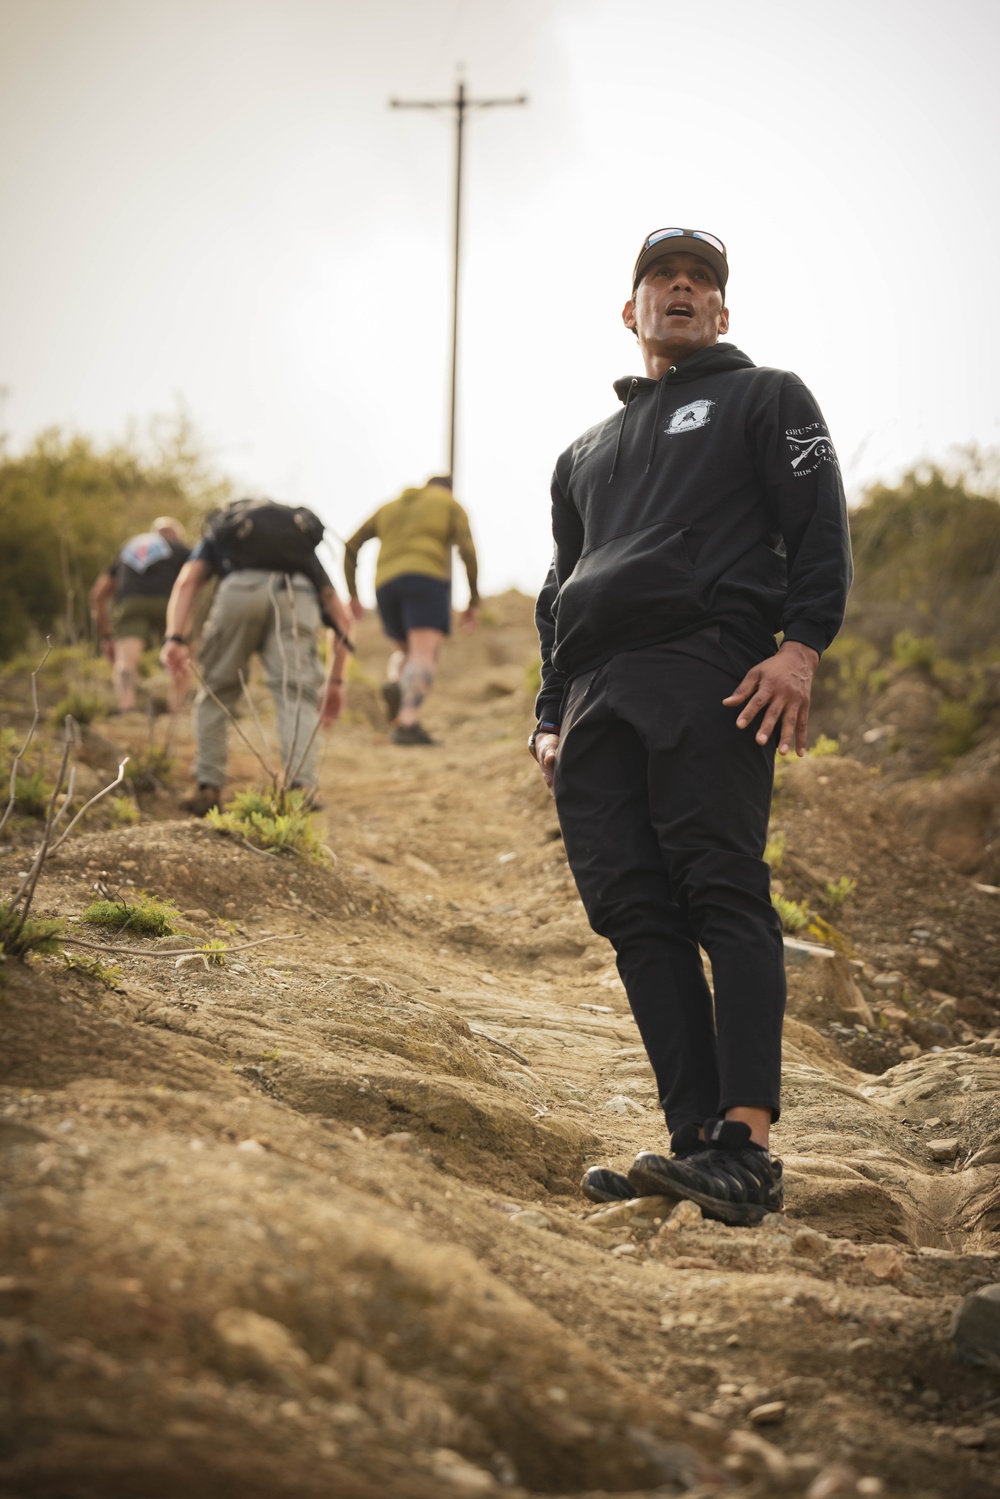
[2,592,999,1499]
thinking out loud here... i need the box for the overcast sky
[2,0,997,603]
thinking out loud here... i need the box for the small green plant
[824,875,857,908]
[200,938,228,967]
[49,688,108,727]
[127,744,174,788]
[764,830,787,870]
[892,630,937,672]
[936,698,985,766]
[12,768,53,819]
[110,796,140,826]
[79,894,182,936]
[808,734,840,757]
[207,787,324,859]
[0,902,65,958]
[771,892,810,932]
[61,953,123,989]
[524,656,542,698]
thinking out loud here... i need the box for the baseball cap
[632,228,728,296]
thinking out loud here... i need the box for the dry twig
[60,931,304,959]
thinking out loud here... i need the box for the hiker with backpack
[159,498,355,816]
[90,517,191,713]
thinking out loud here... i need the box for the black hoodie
[534,342,852,725]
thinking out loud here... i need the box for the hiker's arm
[344,518,378,612]
[452,501,480,629]
[320,635,350,727]
[159,559,210,678]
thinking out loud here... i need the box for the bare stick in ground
[237,668,277,779]
[0,641,53,838]
[189,663,277,784]
[48,756,129,854]
[8,718,75,923]
[61,931,305,959]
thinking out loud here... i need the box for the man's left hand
[723,640,820,757]
[321,679,345,727]
[459,605,478,634]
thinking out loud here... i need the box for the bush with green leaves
[207,787,324,859]
[0,903,65,959]
[79,894,182,936]
[50,688,108,727]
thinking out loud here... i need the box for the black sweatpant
[552,625,786,1131]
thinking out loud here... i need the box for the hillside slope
[2,592,999,1499]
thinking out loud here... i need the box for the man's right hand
[532,731,560,794]
[349,597,365,622]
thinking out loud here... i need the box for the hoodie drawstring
[608,378,638,483]
[645,368,674,473]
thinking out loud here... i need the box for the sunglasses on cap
[642,227,727,257]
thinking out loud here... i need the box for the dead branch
[9,718,74,920]
[0,640,52,838]
[190,663,276,784]
[60,931,304,959]
[467,1024,530,1065]
[237,668,277,780]
[48,756,129,853]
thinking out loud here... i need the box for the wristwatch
[163,634,188,646]
[528,721,560,756]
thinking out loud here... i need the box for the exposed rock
[927,1136,960,1161]
[951,1283,1000,1370]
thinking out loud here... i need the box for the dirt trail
[2,591,1000,1498]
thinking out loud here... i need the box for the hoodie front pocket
[555,521,697,636]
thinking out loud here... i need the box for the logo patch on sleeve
[664,399,715,435]
[785,423,839,476]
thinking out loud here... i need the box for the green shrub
[892,631,937,671]
[110,796,140,826]
[771,892,810,931]
[207,788,323,859]
[824,875,857,908]
[79,895,181,936]
[764,830,787,870]
[936,699,984,766]
[0,903,65,958]
[50,688,107,727]
[808,734,840,757]
[12,769,53,819]
[823,634,883,704]
[127,744,174,788]
[524,656,542,698]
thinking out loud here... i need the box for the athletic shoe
[627,1117,783,1227]
[391,723,440,746]
[381,681,402,723]
[581,1166,634,1204]
[180,784,223,817]
[581,1123,704,1204]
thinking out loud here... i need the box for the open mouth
[665,302,694,318]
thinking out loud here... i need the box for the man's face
[622,252,729,359]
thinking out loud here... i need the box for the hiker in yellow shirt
[345,477,479,745]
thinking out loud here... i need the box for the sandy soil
[2,591,999,1499]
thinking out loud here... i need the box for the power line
[389,77,527,487]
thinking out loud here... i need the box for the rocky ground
[1,591,999,1499]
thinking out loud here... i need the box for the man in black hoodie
[530,228,851,1225]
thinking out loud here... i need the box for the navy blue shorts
[375,573,452,642]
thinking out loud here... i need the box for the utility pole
[390,78,527,485]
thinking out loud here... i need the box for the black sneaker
[381,681,402,723]
[587,1123,705,1205]
[580,1167,634,1204]
[628,1117,783,1227]
[391,723,440,746]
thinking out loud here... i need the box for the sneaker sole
[627,1162,782,1228]
[381,682,402,722]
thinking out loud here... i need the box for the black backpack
[205,499,324,573]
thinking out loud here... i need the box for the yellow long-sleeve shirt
[344,484,480,604]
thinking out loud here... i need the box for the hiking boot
[620,1121,705,1199]
[580,1126,711,1204]
[381,681,402,723]
[627,1117,783,1227]
[581,1166,634,1204]
[180,784,223,817]
[391,723,440,746]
